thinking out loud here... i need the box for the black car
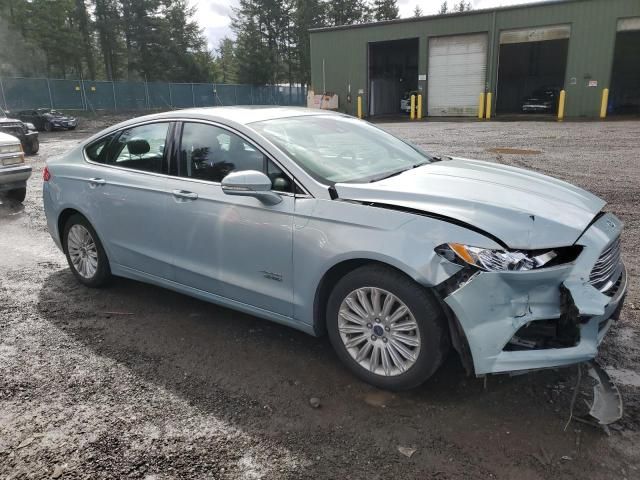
[18,108,78,132]
[0,107,39,155]
[522,87,560,113]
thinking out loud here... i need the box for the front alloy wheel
[327,265,449,390]
[338,287,421,376]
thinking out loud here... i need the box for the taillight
[43,166,51,182]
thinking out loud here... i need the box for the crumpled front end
[443,212,626,376]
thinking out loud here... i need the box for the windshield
[250,115,432,184]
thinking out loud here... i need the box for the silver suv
[0,131,32,202]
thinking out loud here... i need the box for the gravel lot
[1,116,639,479]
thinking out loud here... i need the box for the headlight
[435,243,558,272]
[25,122,36,131]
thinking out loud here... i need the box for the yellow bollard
[417,94,423,119]
[600,88,609,119]
[478,92,485,120]
[485,92,492,119]
[357,95,362,119]
[557,89,566,121]
[410,95,416,120]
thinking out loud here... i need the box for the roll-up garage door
[427,33,487,116]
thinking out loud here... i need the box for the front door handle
[172,189,198,200]
[88,177,106,186]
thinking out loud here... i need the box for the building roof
[309,0,587,34]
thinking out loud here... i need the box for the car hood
[334,157,605,249]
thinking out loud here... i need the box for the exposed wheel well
[57,208,84,250]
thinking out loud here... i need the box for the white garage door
[428,33,487,116]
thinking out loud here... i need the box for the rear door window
[86,122,170,174]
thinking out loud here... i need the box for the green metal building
[309,0,640,118]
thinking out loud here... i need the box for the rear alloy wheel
[63,214,111,287]
[327,265,449,390]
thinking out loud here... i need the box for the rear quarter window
[85,134,116,163]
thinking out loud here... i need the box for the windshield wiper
[369,169,406,183]
[368,161,430,183]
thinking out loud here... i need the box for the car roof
[79,106,345,155]
[150,106,338,125]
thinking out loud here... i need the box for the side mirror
[221,170,282,205]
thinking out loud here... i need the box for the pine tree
[372,0,399,21]
[294,0,325,85]
[438,1,448,14]
[454,1,472,12]
[327,0,369,26]
[215,37,238,84]
[232,4,273,84]
[94,0,122,79]
[413,5,423,17]
[74,0,96,78]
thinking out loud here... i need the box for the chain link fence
[0,77,307,111]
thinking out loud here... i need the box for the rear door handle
[172,189,198,200]
[88,177,106,186]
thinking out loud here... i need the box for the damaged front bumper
[443,212,627,376]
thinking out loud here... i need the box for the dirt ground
[1,115,639,479]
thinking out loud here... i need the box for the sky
[192,0,550,51]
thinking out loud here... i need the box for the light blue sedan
[43,107,626,390]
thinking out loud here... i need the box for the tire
[24,138,39,155]
[44,121,53,132]
[62,214,111,287]
[326,264,449,390]
[5,187,26,203]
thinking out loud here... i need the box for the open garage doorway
[609,18,640,116]
[368,38,419,117]
[496,26,570,116]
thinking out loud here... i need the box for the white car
[0,131,32,202]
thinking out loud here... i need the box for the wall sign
[588,80,598,87]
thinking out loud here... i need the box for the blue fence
[0,77,307,111]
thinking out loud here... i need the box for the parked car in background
[0,131,32,202]
[400,90,420,114]
[522,87,560,113]
[43,107,626,392]
[0,107,39,155]
[18,108,78,132]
